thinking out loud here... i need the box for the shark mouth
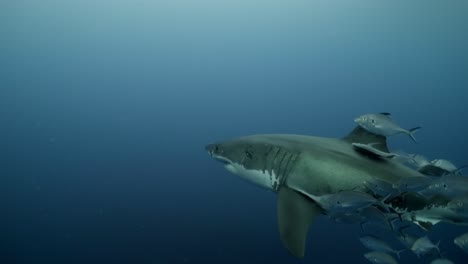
[213,155,232,165]
[207,151,233,165]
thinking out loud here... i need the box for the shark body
[205,127,427,257]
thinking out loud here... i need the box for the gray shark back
[237,133,423,196]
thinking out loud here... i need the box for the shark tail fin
[407,127,422,143]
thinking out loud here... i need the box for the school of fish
[327,113,468,263]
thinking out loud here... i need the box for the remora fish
[354,113,421,142]
[352,142,399,158]
[205,125,428,257]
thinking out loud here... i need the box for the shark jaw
[207,151,277,191]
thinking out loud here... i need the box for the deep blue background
[1,0,467,263]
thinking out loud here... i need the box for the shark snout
[205,143,223,156]
[205,143,231,164]
[205,143,217,156]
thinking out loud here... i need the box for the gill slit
[263,145,273,173]
[270,147,281,176]
[276,150,288,180]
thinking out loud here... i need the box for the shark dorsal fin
[343,126,389,152]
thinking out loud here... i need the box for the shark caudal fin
[343,126,389,153]
[277,187,322,258]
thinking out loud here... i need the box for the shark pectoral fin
[277,187,322,258]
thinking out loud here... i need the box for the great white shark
[205,126,429,258]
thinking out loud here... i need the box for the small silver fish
[359,206,393,226]
[329,211,365,224]
[432,159,458,172]
[431,159,466,175]
[430,258,454,264]
[411,236,440,258]
[419,175,468,199]
[418,164,452,176]
[360,235,404,258]
[397,233,418,249]
[309,191,385,213]
[364,251,398,264]
[409,154,431,168]
[364,178,397,198]
[454,232,468,254]
[361,206,399,232]
[447,197,468,215]
[403,204,468,227]
[394,176,434,193]
[354,113,421,142]
[391,151,417,165]
[418,159,461,176]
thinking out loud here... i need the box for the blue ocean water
[1,0,467,263]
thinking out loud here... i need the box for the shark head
[205,137,294,191]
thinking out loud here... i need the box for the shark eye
[245,150,253,159]
[371,119,375,123]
